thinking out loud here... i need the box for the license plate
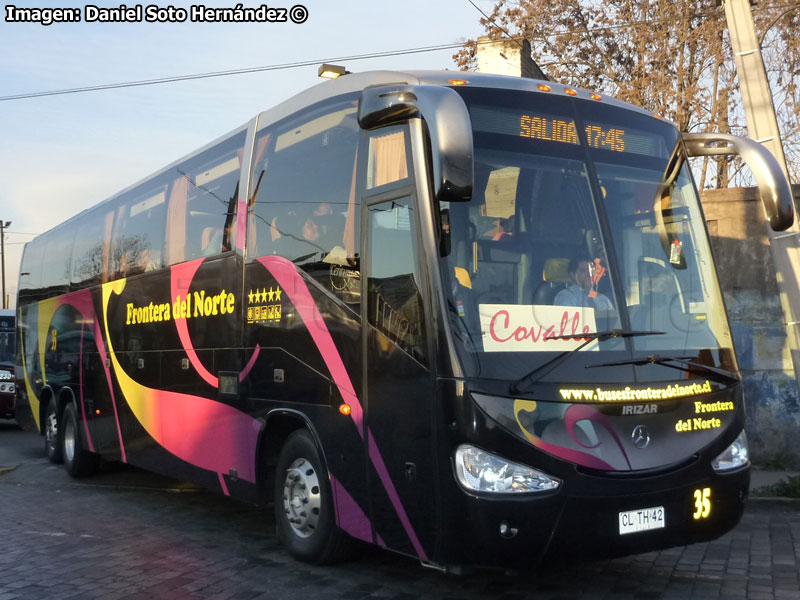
[618,506,665,535]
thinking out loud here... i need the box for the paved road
[1,420,799,600]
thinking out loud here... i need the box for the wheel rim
[282,457,321,539]
[63,416,76,463]
[46,410,58,452]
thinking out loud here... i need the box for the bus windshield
[441,87,734,386]
[0,312,14,364]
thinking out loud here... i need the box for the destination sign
[519,116,579,146]
[469,105,668,158]
[520,115,625,153]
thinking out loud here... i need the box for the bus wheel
[44,397,62,464]
[274,429,349,564]
[61,403,98,478]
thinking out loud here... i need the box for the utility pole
[724,0,800,395]
[0,221,9,309]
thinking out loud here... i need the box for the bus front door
[364,195,438,561]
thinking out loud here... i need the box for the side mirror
[682,132,794,231]
[358,85,473,203]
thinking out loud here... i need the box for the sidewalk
[749,467,800,499]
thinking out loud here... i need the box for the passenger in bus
[300,215,321,244]
[273,210,325,263]
[304,202,347,265]
[298,213,347,265]
[311,202,345,247]
[554,256,613,311]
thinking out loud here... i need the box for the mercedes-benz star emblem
[631,425,651,449]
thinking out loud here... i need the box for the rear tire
[44,397,62,464]
[61,403,98,477]
[274,429,350,564]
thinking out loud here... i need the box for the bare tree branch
[457,0,800,186]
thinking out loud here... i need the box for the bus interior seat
[533,258,570,305]
[200,226,218,255]
[469,239,522,304]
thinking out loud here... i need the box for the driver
[554,256,614,311]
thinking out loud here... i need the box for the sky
[0,0,490,307]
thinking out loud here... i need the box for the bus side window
[33,226,75,300]
[109,182,168,280]
[70,209,114,289]
[366,127,409,190]
[165,131,246,265]
[248,98,361,303]
[18,238,45,305]
[367,197,427,364]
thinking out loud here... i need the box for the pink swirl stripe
[170,259,218,388]
[257,256,428,560]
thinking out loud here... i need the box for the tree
[455,0,800,188]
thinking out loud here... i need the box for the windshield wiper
[509,329,665,395]
[586,354,738,386]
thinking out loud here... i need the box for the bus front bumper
[446,464,749,569]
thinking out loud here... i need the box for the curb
[747,495,800,504]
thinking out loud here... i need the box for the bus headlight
[454,445,560,494]
[712,430,749,471]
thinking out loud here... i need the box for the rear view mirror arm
[681,132,794,231]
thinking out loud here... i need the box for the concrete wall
[701,185,800,468]
[476,36,548,80]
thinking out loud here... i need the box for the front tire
[274,429,350,564]
[61,403,98,477]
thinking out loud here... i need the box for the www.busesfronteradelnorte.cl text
[559,380,713,402]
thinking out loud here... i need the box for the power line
[4,1,796,103]
[0,43,469,102]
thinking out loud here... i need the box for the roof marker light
[590,93,602,101]
[537,83,552,92]
[565,88,578,96]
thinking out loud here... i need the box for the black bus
[15,70,794,570]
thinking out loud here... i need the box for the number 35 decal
[693,487,712,519]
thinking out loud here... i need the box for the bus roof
[256,69,660,131]
[28,70,666,242]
